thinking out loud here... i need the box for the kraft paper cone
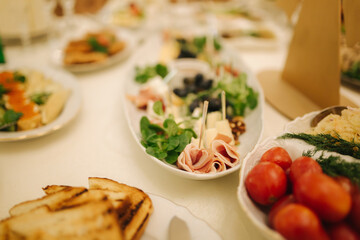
[275,0,301,21]
[342,0,360,47]
[258,0,358,119]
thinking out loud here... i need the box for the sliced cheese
[206,112,221,129]
[215,120,234,145]
[204,128,218,149]
[41,89,70,124]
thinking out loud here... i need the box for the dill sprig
[303,150,360,187]
[279,133,360,160]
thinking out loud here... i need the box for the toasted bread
[89,177,153,240]
[9,187,87,216]
[2,200,123,240]
[1,178,152,240]
[42,185,70,195]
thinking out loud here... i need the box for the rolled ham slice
[127,87,162,109]
[211,139,240,168]
[177,143,226,173]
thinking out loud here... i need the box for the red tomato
[96,35,110,47]
[260,147,292,171]
[289,156,322,183]
[273,203,329,240]
[349,186,360,232]
[245,162,287,205]
[268,194,296,228]
[293,172,352,222]
[328,222,360,240]
[334,176,356,195]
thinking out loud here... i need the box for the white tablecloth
[0,15,359,240]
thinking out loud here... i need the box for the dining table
[0,3,359,240]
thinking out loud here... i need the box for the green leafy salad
[134,64,168,84]
[140,102,197,164]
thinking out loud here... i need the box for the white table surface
[1,12,360,240]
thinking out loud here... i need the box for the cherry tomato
[328,222,360,240]
[260,147,292,171]
[294,172,352,222]
[273,203,329,240]
[96,35,110,47]
[245,162,287,205]
[334,176,356,195]
[268,194,296,228]
[289,156,322,183]
[349,186,360,232]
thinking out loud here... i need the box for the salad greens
[134,63,168,84]
[87,37,108,53]
[140,102,197,164]
[177,36,222,59]
[31,92,51,105]
[0,109,23,131]
[217,73,258,116]
[153,100,164,116]
[0,84,8,98]
[13,72,26,83]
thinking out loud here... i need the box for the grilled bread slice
[1,178,152,240]
[42,185,131,217]
[1,200,123,240]
[88,177,153,240]
[9,187,87,216]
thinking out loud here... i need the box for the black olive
[194,73,204,86]
[208,98,221,112]
[178,49,197,58]
[183,77,193,85]
[200,79,213,90]
[176,38,187,44]
[173,88,188,98]
[186,84,197,94]
[189,99,201,113]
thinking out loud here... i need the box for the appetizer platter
[99,1,146,29]
[0,64,81,141]
[123,35,264,180]
[238,107,360,239]
[51,26,134,73]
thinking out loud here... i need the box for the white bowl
[237,107,356,239]
[122,38,264,180]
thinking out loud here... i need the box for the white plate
[51,30,134,73]
[237,108,358,240]
[143,194,221,240]
[122,35,264,180]
[0,64,81,142]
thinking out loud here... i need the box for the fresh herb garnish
[303,150,360,187]
[153,100,164,116]
[134,64,168,84]
[0,84,8,98]
[13,72,26,83]
[0,109,22,131]
[279,133,360,159]
[31,92,51,105]
[193,36,207,53]
[87,37,108,53]
[140,116,197,164]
